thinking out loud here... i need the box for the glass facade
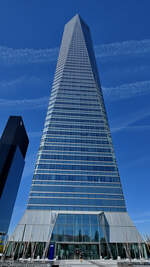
[0,116,29,239]
[6,15,147,261]
[0,147,25,234]
[27,15,126,213]
[51,214,102,243]
[51,214,103,259]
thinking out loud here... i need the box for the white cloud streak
[132,211,150,225]
[0,46,59,65]
[95,39,150,58]
[0,39,150,65]
[111,108,150,133]
[0,96,49,110]
[134,219,150,224]
[102,80,150,101]
[0,76,44,89]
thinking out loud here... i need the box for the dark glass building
[9,15,147,260]
[0,116,29,240]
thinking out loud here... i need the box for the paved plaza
[56,259,150,267]
[56,259,118,266]
[1,259,150,267]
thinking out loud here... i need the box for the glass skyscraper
[0,116,28,246]
[8,15,146,260]
[29,14,126,214]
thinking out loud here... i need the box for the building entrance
[55,243,100,260]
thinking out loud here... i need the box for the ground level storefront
[4,241,147,260]
[54,242,147,260]
[55,243,100,259]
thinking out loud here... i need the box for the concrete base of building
[9,210,142,243]
[5,210,147,260]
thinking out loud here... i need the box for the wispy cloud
[0,96,49,109]
[111,108,150,133]
[132,211,150,225]
[103,80,150,101]
[0,39,150,65]
[118,125,150,132]
[0,46,59,65]
[0,75,44,89]
[95,39,150,58]
[134,219,150,224]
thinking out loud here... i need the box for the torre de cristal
[7,15,146,260]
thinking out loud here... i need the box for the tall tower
[10,15,146,260]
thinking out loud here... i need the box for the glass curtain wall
[6,15,147,261]
[27,15,126,213]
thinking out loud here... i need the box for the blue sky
[0,0,150,237]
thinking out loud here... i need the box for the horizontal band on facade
[35,169,117,174]
[30,190,122,195]
[35,165,117,171]
[49,99,102,105]
[32,179,121,184]
[32,173,118,178]
[36,161,115,168]
[43,129,108,135]
[42,136,108,141]
[38,150,112,156]
[48,102,100,107]
[27,203,126,208]
[32,176,120,183]
[51,88,98,93]
[37,160,114,165]
[31,183,121,188]
[42,141,109,146]
[39,143,110,148]
[38,153,112,159]
[46,113,103,119]
[40,145,110,150]
[53,97,100,102]
[42,135,108,141]
[38,152,113,158]
[29,196,124,201]
[40,144,112,149]
[51,92,99,97]
[45,122,106,128]
[45,117,105,123]
[38,149,112,154]
[48,104,100,109]
[47,111,103,116]
[48,105,102,111]
[34,173,118,176]
[30,191,122,197]
[37,152,113,158]
[44,125,107,131]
